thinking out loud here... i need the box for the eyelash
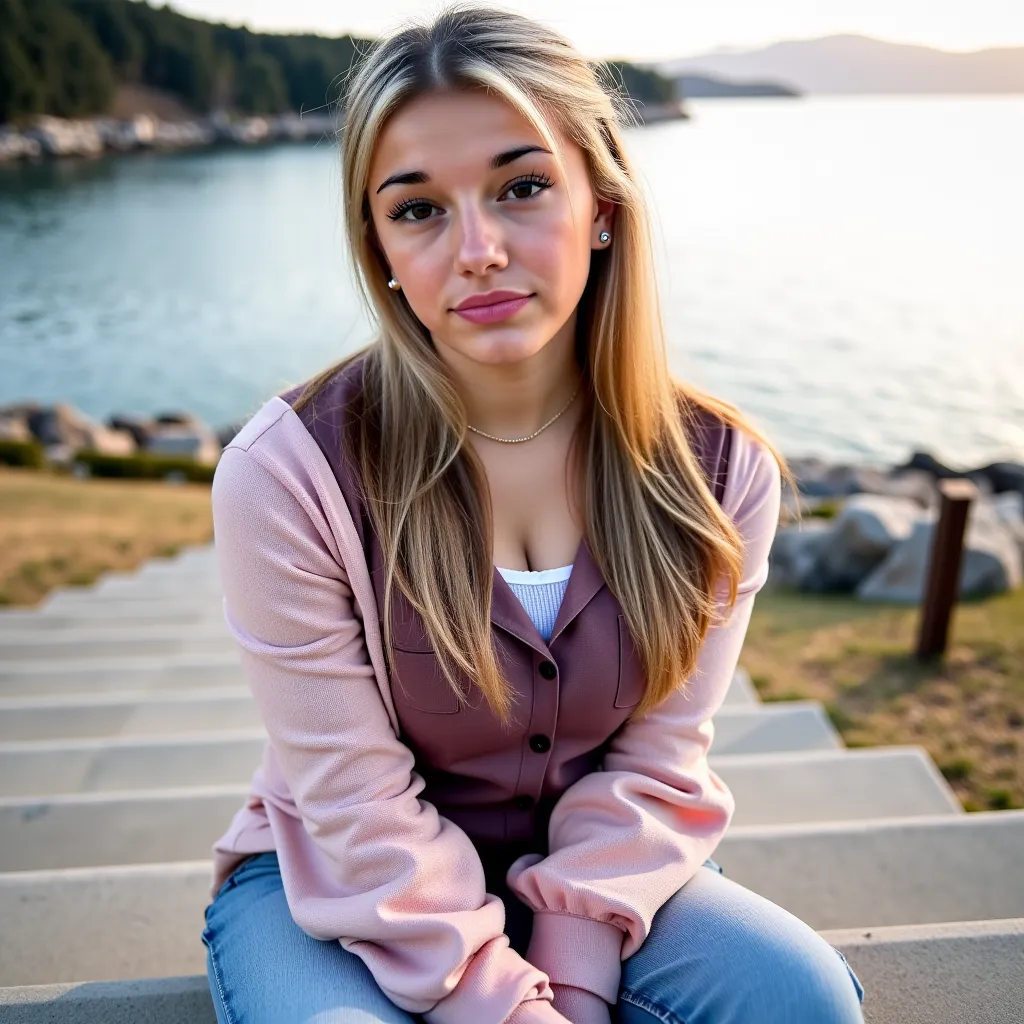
[385,173,554,222]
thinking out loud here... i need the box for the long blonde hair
[293,2,798,728]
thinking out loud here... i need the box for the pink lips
[452,294,533,325]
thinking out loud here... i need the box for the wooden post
[915,478,978,661]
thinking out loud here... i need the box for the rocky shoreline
[0,100,690,165]
[0,111,337,164]
[2,398,1021,603]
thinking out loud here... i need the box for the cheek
[521,216,591,306]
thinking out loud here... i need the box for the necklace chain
[466,380,582,444]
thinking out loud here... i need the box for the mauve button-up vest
[279,356,731,859]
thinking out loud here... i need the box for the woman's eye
[388,176,550,221]
[395,202,435,222]
[507,181,541,200]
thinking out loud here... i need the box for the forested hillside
[0,0,676,124]
[0,0,365,122]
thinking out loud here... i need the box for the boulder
[24,403,136,457]
[857,497,1023,602]
[786,456,891,499]
[767,519,835,590]
[810,494,928,592]
[146,425,221,466]
[0,413,32,442]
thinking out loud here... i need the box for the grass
[743,584,1024,813]
[0,465,213,607]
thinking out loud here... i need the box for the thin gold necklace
[466,379,582,444]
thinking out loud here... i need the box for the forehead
[369,89,564,182]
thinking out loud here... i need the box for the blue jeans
[203,851,865,1023]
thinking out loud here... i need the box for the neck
[438,329,584,440]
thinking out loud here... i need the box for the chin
[447,330,549,366]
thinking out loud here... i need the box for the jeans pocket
[702,856,725,875]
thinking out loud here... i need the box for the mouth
[452,294,534,325]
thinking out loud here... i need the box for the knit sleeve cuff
[524,913,624,1004]
[507,997,571,1023]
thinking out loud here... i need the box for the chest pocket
[387,588,467,715]
[389,647,465,714]
[615,613,647,708]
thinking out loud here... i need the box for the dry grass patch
[0,466,213,607]
[743,585,1024,812]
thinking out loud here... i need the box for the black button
[513,794,535,810]
[538,660,557,679]
[529,733,551,753]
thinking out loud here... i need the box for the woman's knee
[620,865,864,1024]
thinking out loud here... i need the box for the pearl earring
[599,231,611,244]
[387,277,401,291]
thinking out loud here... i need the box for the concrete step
[0,654,244,699]
[712,700,840,754]
[0,758,1012,882]
[40,587,223,616]
[93,574,223,598]
[0,688,259,742]
[722,665,759,705]
[0,687,791,747]
[716,811,1024,930]
[0,744,961,825]
[0,602,223,629]
[0,731,266,797]
[0,862,213,986]
[820,918,1024,1024]
[1,854,1021,1020]
[719,747,962,825]
[0,787,247,871]
[0,976,217,1023]
[0,627,235,661]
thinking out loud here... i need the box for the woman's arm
[506,428,783,1007]
[211,434,569,1024]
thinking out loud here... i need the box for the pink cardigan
[209,390,782,1024]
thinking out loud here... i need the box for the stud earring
[599,231,611,244]
[387,277,401,291]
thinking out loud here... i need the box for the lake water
[1,96,1021,469]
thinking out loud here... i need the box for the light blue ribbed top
[496,563,573,641]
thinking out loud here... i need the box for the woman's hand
[550,983,614,1024]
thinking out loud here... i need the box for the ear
[591,198,617,249]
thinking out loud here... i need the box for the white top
[496,563,573,641]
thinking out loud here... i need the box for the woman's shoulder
[217,351,370,500]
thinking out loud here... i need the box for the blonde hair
[293,2,799,727]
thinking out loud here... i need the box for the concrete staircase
[0,545,1021,1023]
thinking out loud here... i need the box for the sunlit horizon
[161,0,1024,61]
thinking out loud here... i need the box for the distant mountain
[678,75,799,99]
[655,34,1024,95]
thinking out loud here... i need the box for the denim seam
[205,932,238,1024]
[619,989,686,1024]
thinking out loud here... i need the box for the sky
[163,0,1024,61]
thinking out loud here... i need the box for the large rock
[12,403,137,458]
[857,497,1023,602]
[767,519,834,589]
[786,457,891,498]
[810,495,927,592]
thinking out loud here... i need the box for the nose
[452,203,508,277]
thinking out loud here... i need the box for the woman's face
[366,88,614,368]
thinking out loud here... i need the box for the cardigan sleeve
[506,428,782,1004]
[210,442,567,1024]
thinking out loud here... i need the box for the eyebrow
[374,144,552,194]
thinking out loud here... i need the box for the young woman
[201,4,865,1022]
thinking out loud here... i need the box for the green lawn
[743,585,1024,812]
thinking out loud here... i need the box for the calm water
[1,97,1021,468]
